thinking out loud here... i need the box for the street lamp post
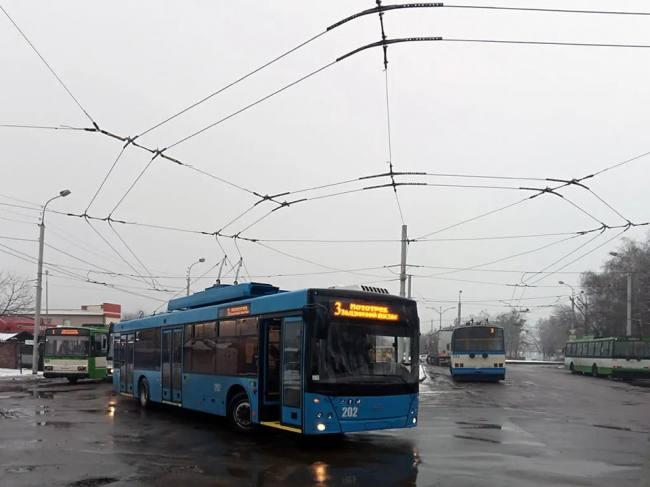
[33,189,71,374]
[429,305,456,332]
[186,258,206,295]
[457,290,463,326]
[558,281,578,336]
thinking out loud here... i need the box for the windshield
[310,321,418,386]
[452,327,504,353]
[614,340,650,359]
[45,336,90,357]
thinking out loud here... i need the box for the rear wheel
[67,377,78,384]
[138,378,150,408]
[229,392,254,433]
[569,363,576,374]
[592,364,599,378]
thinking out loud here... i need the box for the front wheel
[569,363,576,374]
[592,364,599,378]
[67,377,78,384]
[138,378,150,408]
[229,392,254,433]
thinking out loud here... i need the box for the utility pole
[33,190,71,374]
[45,270,49,317]
[457,290,463,326]
[627,272,632,336]
[399,225,407,297]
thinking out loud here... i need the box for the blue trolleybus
[450,325,505,382]
[112,282,419,435]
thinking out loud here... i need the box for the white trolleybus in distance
[449,325,505,382]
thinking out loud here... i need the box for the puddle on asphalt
[67,477,119,487]
[453,434,501,444]
[592,424,633,432]
[456,421,502,430]
[34,420,73,428]
[6,465,36,473]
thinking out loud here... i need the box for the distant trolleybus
[112,282,419,435]
[44,326,110,383]
[564,336,650,378]
[450,325,505,381]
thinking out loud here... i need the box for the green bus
[44,326,110,383]
[564,336,650,378]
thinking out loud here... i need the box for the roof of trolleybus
[113,283,419,334]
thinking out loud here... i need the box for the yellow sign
[222,304,250,317]
[61,329,79,335]
[332,301,399,321]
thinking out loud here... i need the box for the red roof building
[0,303,121,335]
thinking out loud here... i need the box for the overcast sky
[1,0,649,327]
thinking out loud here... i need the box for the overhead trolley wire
[137,30,329,138]
[164,61,338,151]
[0,5,97,128]
[0,123,92,131]
[443,4,650,17]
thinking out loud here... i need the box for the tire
[592,364,599,378]
[569,363,576,374]
[229,392,254,433]
[67,377,78,384]
[138,378,150,408]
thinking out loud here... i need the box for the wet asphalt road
[1,365,649,487]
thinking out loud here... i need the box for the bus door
[281,317,304,428]
[263,320,281,402]
[121,333,135,394]
[162,327,183,404]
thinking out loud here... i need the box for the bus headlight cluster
[77,366,87,371]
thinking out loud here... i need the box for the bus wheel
[569,363,576,374]
[229,392,253,433]
[138,378,150,408]
[67,377,78,384]
[592,365,599,378]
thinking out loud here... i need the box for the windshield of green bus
[311,321,418,386]
[45,336,90,357]
[452,327,504,353]
[614,340,650,359]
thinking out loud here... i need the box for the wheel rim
[234,401,251,429]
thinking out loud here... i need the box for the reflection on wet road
[1,365,649,486]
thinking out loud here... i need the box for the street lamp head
[609,251,619,257]
[59,189,71,197]
[198,257,206,263]
[558,280,565,285]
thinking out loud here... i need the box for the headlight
[412,417,417,424]
[77,366,87,371]
[316,423,326,432]
[44,366,53,371]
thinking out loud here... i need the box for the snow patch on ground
[0,368,41,378]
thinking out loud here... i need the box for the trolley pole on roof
[399,225,407,297]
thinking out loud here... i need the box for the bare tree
[0,273,33,315]
[121,309,146,321]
